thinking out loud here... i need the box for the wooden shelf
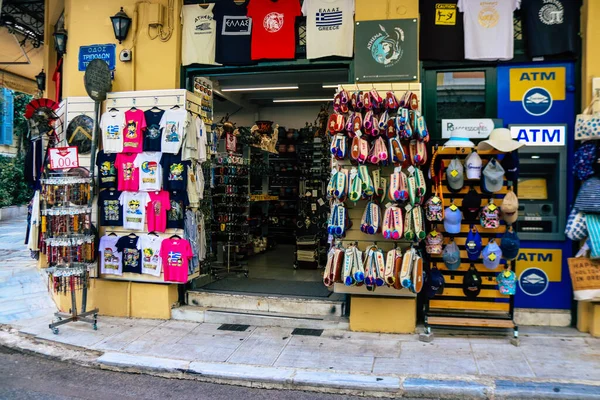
[427,316,515,329]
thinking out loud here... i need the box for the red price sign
[48,147,80,170]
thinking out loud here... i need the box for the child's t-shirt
[123,109,146,153]
[115,152,139,191]
[119,191,150,230]
[140,234,163,277]
[144,109,165,151]
[99,189,123,226]
[160,238,193,282]
[146,190,171,233]
[99,235,123,275]
[116,235,142,274]
[96,151,118,189]
[135,152,163,191]
[160,109,188,154]
[161,152,189,191]
[100,110,125,153]
[167,190,189,229]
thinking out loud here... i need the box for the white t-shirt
[99,235,123,275]
[302,0,355,59]
[119,191,150,230]
[140,234,163,277]
[100,111,125,153]
[134,152,162,191]
[197,116,207,163]
[181,4,217,66]
[182,112,198,161]
[458,0,520,61]
[160,109,188,154]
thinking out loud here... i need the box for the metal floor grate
[291,328,323,337]
[217,324,250,332]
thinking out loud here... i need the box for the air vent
[291,328,323,337]
[217,324,250,332]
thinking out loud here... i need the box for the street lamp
[35,69,46,92]
[53,28,68,55]
[110,7,132,44]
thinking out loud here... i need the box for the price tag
[312,190,318,198]
[450,169,458,178]
[311,203,317,211]
[317,198,325,206]
[503,269,512,278]
[430,231,437,237]
[407,166,415,175]
[48,147,79,170]
[488,204,497,211]
[449,204,458,211]
[488,253,497,262]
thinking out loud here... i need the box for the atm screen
[518,178,548,200]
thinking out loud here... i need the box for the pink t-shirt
[123,109,146,153]
[160,238,193,282]
[146,191,171,233]
[115,153,139,191]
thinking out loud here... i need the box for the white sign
[48,147,79,170]
[510,125,566,146]
[441,119,495,139]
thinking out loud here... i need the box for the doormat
[200,278,331,298]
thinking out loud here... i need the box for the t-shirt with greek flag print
[302,0,355,60]
[100,110,125,153]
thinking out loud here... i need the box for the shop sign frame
[509,124,567,146]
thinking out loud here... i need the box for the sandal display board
[424,146,518,338]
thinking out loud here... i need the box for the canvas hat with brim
[444,131,475,148]
[477,128,525,153]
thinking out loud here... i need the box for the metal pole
[88,101,101,206]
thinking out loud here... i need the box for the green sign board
[354,19,418,83]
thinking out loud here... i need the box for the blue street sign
[78,44,116,71]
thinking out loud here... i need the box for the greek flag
[316,11,343,27]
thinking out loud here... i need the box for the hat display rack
[324,83,425,297]
[424,144,518,339]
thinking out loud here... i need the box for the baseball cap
[465,227,483,261]
[442,241,461,271]
[480,201,500,229]
[501,151,520,183]
[447,158,464,192]
[462,189,482,220]
[465,152,482,180]
[482,158,505,193]
[497,269,517,295]
[501,190,519,225]
[482,240,503,270]
[500,229,520,260]
[444,205,462,234]
[426,230,444,255]
[463,265,482,299]
[425,265,445,299]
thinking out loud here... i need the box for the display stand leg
[49,279,99,334]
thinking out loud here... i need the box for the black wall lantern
[110,7,132,44]
[35,69,46,92]
[53,28,68,55]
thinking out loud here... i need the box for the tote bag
[575,97,600,141]
[574,177,600,213]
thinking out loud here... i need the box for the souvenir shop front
[33,0,595,333]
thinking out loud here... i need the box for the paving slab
[275,346,376,373]
[226,327,293,366]
[470,343,535,378]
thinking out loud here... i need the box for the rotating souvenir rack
[324,83,426,297]
[40,174,98,334]
[424,146,517,337]
[211,153,250,279]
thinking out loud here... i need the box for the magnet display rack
[424,146,517,337]
[97,89,205,283]
[331,83,421,298]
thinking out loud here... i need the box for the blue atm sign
[78,44,116,71]
[509,125,566,146]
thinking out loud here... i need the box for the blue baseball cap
[482,240,503,270]
[500,229,520,260]
[425,266,445,299]
[444,206,462,234]
[442,241,461,271]
[465,228,483,261]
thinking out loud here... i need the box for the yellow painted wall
[60,0,182,97]
[349,297,417,333]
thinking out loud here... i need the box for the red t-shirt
[160,238,193,283]
[146,191,171,233]
[123,109,146,153]
[115,152,139,191]
[247,0,301,60]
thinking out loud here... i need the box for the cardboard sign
[48,147,79,170]
[567,258,600,300]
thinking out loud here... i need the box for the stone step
[172,305,349,330]
[186,290,346,317]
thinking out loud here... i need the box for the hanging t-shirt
[134,152,163,191]
[99,235,123,275]
[140,234,163,277]
[160,108,188,154]
[521,0,579,57]
[146,190,171,233]
[167,190,189,229]
[161,152,189,191]
[419,0,465,61]
[182,112,198,161]
[160,238,193,282]
[214,0,253,65]
[115,152,139,191]
[144,109,165,151]
[182,4,217,66]
[123,109,146,153]
[96,151,118,189]
[301,0,354,59]
[247,0,302,60]
[196,116,208,162]
[119,191,150,230]
[458,0,520,61]
[100,110,125,153]
[99,189,123,226]
[116,235,142,274]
